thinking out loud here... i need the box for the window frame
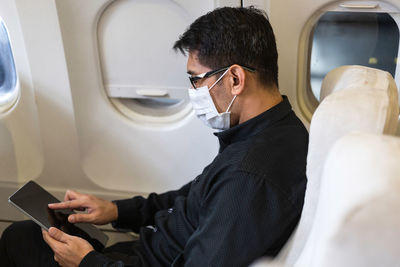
[297,1,400,122]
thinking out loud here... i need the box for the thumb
[48,227,70,243]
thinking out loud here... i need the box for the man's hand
[42,227,94,267]
[48,190,118,225]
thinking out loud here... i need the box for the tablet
[8,180,109,250]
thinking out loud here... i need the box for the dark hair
[173,6,279,88]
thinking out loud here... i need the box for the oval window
[0,17,18,113]
[310,11,399,100]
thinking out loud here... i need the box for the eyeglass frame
[188,65,256,89]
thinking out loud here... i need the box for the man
[0,6,308,267]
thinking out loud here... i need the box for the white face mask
[188,68,237,130]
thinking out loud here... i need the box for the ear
[228,64,246,96]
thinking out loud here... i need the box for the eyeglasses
[188,65,256,89]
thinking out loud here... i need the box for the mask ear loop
[225,95,237,113]
[209,68,230,91]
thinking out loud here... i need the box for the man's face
[186,52,233,114]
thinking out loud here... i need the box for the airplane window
[0,18,18,112]
[310,12,399,100]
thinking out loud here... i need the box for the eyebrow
[187,70,195,75]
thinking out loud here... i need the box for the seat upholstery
[251,65,399,267]
[307,133,400,267]
[320,65,400,137]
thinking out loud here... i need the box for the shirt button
[168,208,174,214]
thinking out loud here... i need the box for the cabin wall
[0,0,399,225]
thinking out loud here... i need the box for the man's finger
[63,190,82,202]
[42,229,62,251]
[68,213,94,223]
[48,227,70,243]
[54,255,59,263]
[48,199,84,210]
[42,229,50,245]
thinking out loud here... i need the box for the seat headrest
[320,65,398,103]
[308,133,400,267]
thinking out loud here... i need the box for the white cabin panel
[0,0,44,185]
[0,124,17,181]
[53,0,240,193]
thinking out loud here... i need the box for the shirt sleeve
[112,181,192,232]
[79,251,124,267]
[180,171,300,267]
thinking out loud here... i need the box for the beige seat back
[251,65,399,267]
[307,133,400,267]
[291,66,399,267]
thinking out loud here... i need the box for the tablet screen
[8,180,109,250]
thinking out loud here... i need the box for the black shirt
[82,96,308,267]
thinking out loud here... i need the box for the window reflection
[310,12,399,100]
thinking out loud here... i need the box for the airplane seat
[303,132,400,267]
[251,65,399,267]
[320,65,400,137]
[397,116,400,136]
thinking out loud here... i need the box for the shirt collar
[214,95,293,153]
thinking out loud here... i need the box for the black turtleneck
[81,96,309,267]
